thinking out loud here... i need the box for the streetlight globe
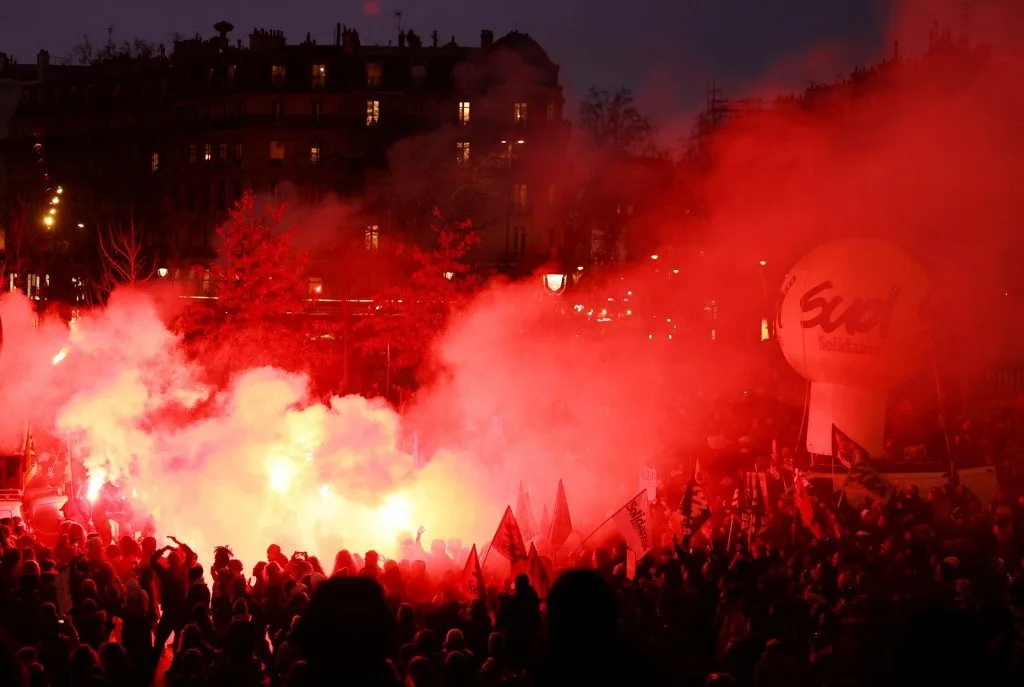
[443,271,454,280]
[542,273,567,295]
[42,215,54,227]
[650,254,659,261]
[759,260,767,266]
[157,267,169,278]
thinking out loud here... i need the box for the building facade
[2,23,570,300]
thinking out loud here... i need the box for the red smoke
[2,0,1022,566]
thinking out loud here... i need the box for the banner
[22,425,37,484]
[679,461,711,537]
[795,470,824,539]
[526,543,550,598]
[539,505,551,544]
[639,466,658,503]
[459,544,486,600]
[611,490,653,555]
[489,507,527,562]
[516,483,539,543]
[549,480,573,552]
[958,466,997,504]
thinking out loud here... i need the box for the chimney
[398,30,406,48]
[481,30,494,48]
[36,50,49,80]
[335,22,341,47]
[431,30,438,48]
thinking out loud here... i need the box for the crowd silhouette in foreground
[2,397,1024,686]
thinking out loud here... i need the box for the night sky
[2,0,895,124]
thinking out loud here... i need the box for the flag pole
[568,489,646,558]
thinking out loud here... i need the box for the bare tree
[0,197,51,291]
[69,36,94,66]
[578,87,659,159]
[94,210,156,296]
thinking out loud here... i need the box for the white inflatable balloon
[776,239,932,456]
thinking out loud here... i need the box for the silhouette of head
[293,576,392,686]
[546,569,617,650]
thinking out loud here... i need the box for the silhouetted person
[292,576,401,687]
[496,573,541,668]
[536,569,658,686]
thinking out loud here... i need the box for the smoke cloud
[1,0,1021,567]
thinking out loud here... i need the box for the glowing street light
[48,208,57,216]
[42,215,54,227]
[56,186,63,195]
[650,254,659,260]
[51,196,60,205]
[157,267,169,278]
[77,223,84,228]
[759,260,767,266]
[443,271,454,280]
[542,273,567,295]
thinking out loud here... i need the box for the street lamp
[157,267,169,278]
[542,273,567,295]
[443,271,454,281]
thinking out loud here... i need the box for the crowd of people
[2,392,1024,686]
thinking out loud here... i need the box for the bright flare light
[86,468,107,502]
[43,215,54,227]
[267,458,297,494]
[52,348,68,365]
[377,494,413,534]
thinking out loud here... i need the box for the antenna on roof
[394,10,402,33]
[107,25,114,48]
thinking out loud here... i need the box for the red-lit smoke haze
[1,0,1022,566]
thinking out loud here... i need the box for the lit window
[150,152,159,173]
[512,183,527,209]
[364,224,380,251]
[203,144,212,163]
[272,65,286,86]
[310,145,321,166]
[272,100,284,122]
[366,62,382,87]
[512,226,526,256]
[366,100,379,126]
[513,101,528,124]
[547,102,556,123]
[188,144,197,166]
[458,100,471,125]
[312,64,326,88]
[457,141,470,164]
[269,140,285,164]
